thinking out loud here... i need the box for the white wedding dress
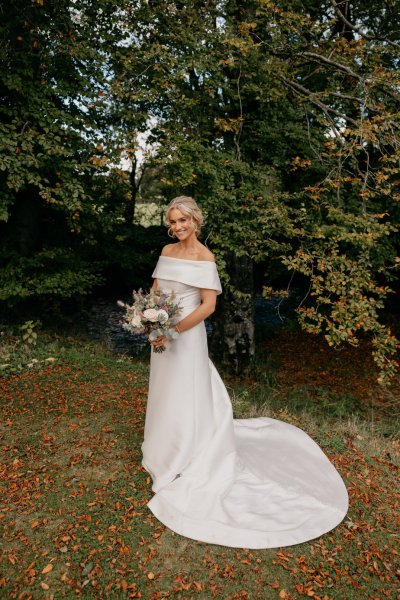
[142,256,348,549]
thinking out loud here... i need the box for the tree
[115,0,302,370]
[261,0,400,383]
[118,0,399,381]
[2,0,397,382]
[0,0,132,304]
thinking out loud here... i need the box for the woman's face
[168,208,196,241]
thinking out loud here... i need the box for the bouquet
[118,288,182,353]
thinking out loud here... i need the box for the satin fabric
[141,257,348,549]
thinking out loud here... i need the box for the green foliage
[0,322,45,375]
[0,0,144,305]
[0,248,103,302]
[0,0,111,221]
[0,0,398,381]
[19,320,39,346]
[0,324,106,376]
[118,0,399,383]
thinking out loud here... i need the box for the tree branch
[329,0,400,49]
[234,65,243,161]
[326,91,364,104]
[300,51,362,80]
[300,51,400,103]
[275,73,358,127]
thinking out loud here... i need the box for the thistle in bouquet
[118,288,182,353]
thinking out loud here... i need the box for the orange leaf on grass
[269,580,280,589]
[193,581,203,591]
[42,564,53,574]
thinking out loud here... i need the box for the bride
[141,196,348,549]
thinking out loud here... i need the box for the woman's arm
[149,288,217,348]
[175,288,216,333]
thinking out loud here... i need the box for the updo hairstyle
[166,196,204,236]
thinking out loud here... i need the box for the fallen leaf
[193,581,203,591]
[42,564,53,574]
[270,580,280,589]
[82,561,94,576]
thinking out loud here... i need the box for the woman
[142,196,348,549]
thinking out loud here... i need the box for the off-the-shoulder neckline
[159,255,216,264]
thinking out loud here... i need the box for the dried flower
[117,289,182,353]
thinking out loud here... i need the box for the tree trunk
[127,154,145,225]
[127,157,138,225]
[210,253,255,374]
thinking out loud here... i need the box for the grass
[0,326,399,599]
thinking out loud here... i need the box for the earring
[168,227,175,238]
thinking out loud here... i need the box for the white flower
[157,309,168,324]
[148,329,163,341]
[142,308,159,322]
[130,314,142,328]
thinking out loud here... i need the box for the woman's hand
[149,335,168,349]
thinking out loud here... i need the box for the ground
[0,328,399,599]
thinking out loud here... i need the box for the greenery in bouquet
[118,289,182,353]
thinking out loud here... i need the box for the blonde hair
[166,196,204,236]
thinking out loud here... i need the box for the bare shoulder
[160,244,177,257]
[198,246,215,262]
